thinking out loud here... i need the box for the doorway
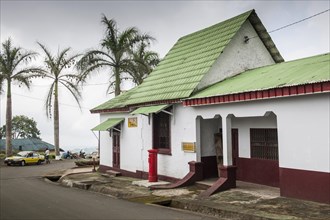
[112,130,120,168]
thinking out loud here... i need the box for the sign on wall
[128,117,138,128]
[182,142,196,153]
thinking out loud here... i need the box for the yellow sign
[128,117,138,128]
[182,142,196,152]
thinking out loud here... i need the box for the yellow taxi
[4,151,45,166]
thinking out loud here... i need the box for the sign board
[128,117,138,128]
[182,142,196,152]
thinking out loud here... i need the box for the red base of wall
[98,165,179,183]
[280,167,330,204]
[236,157,279,187]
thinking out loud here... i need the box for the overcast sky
[1,0,329,150]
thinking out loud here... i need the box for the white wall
[156,105,197,178]
[188,93,330,173]
[196,20,276,90]
[99,93,330,178]
[99,105,197,179]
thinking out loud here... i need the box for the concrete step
[105,170,122,177]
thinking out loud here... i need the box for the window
[153,110,171,154]
[250,128,278,160]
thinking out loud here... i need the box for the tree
[0,38,44,156]
[38,42,81,158]
[127,41,159,85]
[77,15,155,96]
[0,115,41,139]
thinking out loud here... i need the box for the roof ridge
[177,9,254,42]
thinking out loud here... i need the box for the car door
[32,153,39,163]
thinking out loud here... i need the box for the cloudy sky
[1,0,329,150]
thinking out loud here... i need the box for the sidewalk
[45,167,330,220]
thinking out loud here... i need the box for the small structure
[0,138,55,152]
[91,9,330,204]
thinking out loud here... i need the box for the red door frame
[112,130,120,169]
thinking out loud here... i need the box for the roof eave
[248,10,284,63]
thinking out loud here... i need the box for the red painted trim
[90,108,130,114]
[280,167,330,204]
[184,81,330,106]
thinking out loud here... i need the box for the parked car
[4,151,45,166]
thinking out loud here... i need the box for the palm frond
[45,82,55,118]
[37,42,57,74]
[59,79,82,109]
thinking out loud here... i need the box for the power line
[11,92,90,110]
[32,82,109,87]
[247,9,330,40]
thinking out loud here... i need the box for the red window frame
[152,109,171,155]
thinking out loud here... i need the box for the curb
[171,199,299,220]
[59,177,300,220]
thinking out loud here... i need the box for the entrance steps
[105,170,122,177]
[195,178,218,190]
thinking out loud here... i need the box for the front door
[112,130,120,168]
[231,129,239,166]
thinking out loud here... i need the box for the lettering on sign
[182,142,196,152]
[128,117,138,127]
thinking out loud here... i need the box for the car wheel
[21,160,25,166]
[37,160,41,165]
[7,164,11,166]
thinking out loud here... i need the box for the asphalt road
[0,160,218,220]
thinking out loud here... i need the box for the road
[0,160,218,220]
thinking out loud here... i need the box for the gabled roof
[187,53,330,100]
[0,138,55,151]
[92,9,283,113]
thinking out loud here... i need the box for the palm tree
[127,41,159,85]
[77,15,155,96]
[0,38,44,156]
[37,42,81,159]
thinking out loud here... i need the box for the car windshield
[16,152,31,157]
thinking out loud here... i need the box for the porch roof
[91,118,125,131]
[130,104,169,115]
[188,53,330,100]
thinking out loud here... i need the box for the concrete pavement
[46,166,330,220]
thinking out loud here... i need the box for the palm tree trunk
[54,82,60,158]
[114,67,120,96]
[5,80,12,157]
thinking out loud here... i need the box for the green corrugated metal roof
[91,87,138,112]
[92,9,284,112]
[189,53,330,99]
[91,118,124,131]
[130,104,169,115]
[125,11,252,105]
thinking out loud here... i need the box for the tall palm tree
[127,41,160,85]
[37,42,81,158]
[0,38,44,156]
[77,15,155,96]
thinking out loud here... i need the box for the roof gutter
[183,81,330,107]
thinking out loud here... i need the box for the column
[222,114,233,166]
